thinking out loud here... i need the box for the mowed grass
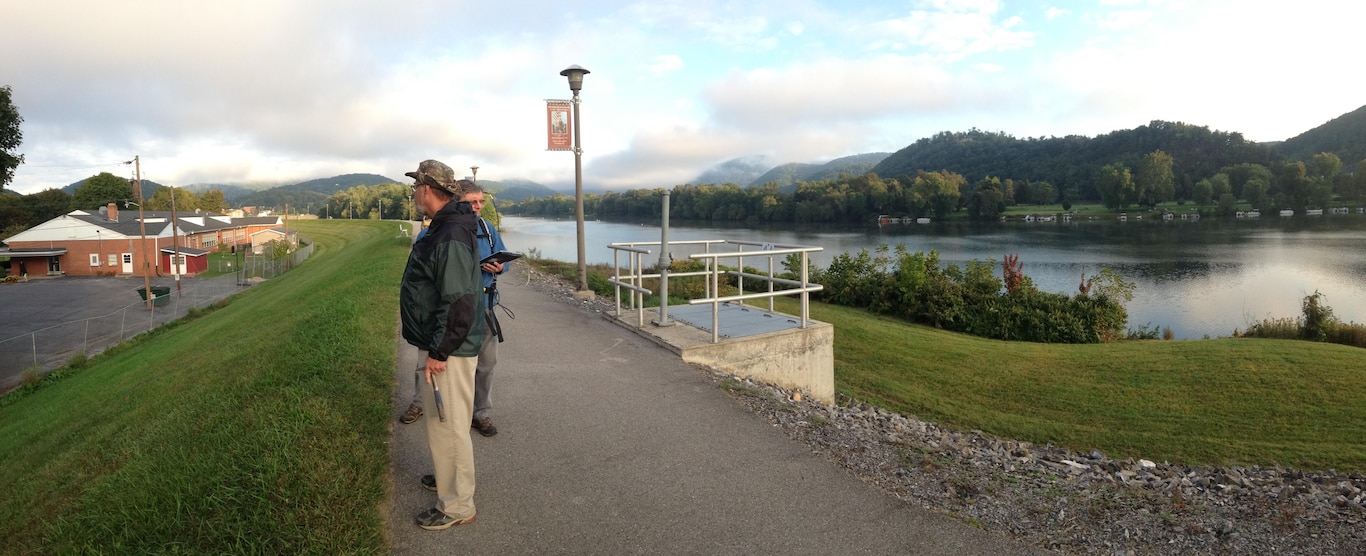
[770,297,1366,471]
[0,220,412,554]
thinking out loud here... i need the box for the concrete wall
[679,323,835,405]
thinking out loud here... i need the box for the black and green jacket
[400,200,486,360]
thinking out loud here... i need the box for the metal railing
[606,239,823,343]
[0,239,315,393]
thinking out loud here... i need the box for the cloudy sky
[2,0,1362,195]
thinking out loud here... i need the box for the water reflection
[500,215,1366,340]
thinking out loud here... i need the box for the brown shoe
[472,417,498,436]
[399,402,423,424]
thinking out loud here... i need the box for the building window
[90,254,101,266]
[108,254,118,267]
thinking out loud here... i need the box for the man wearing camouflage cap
[398,159,486,530]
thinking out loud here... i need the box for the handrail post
[654,191,673,327]
[801,251,810,327]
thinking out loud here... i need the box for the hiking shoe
[472,417,498,437]
[415,508,475,531]
[421,474,436,492]
[399,402,423,424]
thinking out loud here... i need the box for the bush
[811,247,1132,344]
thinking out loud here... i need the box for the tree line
[0,172,230,240]
[503,151,1366,224]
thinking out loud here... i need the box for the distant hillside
[65,178,165,199]
[870,121,1279,201]
[1277,104,1366,168]
[234,174,398,211]
[277,173,399,194]
[694,155,772,186]
[750,152,891,190]
[748,162,816,189]
[482,179,556,203]
[181,183,257,203]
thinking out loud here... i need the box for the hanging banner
[546,100,572,151]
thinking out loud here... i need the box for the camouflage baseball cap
[405,159,459,194]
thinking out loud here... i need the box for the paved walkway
[387,272,1047,555]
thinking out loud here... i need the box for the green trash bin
[137,286,172,307]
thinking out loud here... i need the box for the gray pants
[411,332,497,421]
[473,330,497,420]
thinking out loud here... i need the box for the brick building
[1,203,282,278]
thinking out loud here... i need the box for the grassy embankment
[0,220,408,554]
[3,222,1363,551]
[771,295,1366,471]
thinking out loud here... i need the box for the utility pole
[131,156,153,310]
[170,184,183,291]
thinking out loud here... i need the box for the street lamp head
[560,65,590,92]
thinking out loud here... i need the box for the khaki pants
[422,354,478,519]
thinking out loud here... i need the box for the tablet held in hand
[480,251,522,265]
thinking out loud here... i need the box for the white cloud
[872,0,1033,59]
[644,55,685,76]
[4,0,1366,196]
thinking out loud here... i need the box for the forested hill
[1277,104,1366,167]
[869,121,1281,201]
[235,173,397,210]
[750,152,891,191]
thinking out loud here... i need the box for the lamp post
[470,166,479,185]
[560,64,591,295]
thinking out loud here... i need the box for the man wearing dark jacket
[399,159,486,531]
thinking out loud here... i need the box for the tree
[2,85,25,192]
[1346,160,1366,205]
[146,186,199,212]
[71,172,134,210]
[911,170,965,219]
[1222,162,1273,200]
[198,189,228,213]
[1308,152,1342,182]
[1208,173,1232,200]
[1095,163,1136,210]
[1192,178,1213,206]
[1135,150,1175,207]
[1244,178,1273,214]
[966,176,1007,221]
[1278,162,1311,214]
[1030,181,1056,205]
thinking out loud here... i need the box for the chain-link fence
[210,241,314,280]
[0,239,314,393]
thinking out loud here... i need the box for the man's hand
[481,261,504,274]
[424,355,447,384]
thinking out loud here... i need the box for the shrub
[1301,291,1335,342]
[810,247,1133,344]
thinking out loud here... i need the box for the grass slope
[773,297,1366,471]
[0,220,410,553]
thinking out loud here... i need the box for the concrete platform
[607,301,835,404]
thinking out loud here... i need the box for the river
[497,214,1366,340]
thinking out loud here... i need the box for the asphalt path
[386,271,1048,555]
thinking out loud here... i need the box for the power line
[17,161,130,170]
